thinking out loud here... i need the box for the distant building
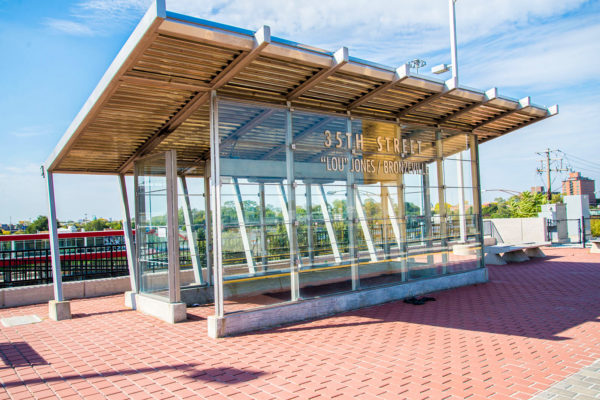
[562,172,596,205]
[531,186,545,194]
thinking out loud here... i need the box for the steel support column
[119,174,138,293]
[305,181,315,265]
[457,150,467,243]
[165,150,181,303]
[422,167,433,264]
[469,134,485,268]
[381,184,390,257]
[436,131,448,272]
[45,171,64,302]
[233,177,256,274]
[258,182,269,268]
[347,117,359,289]
[394,124,408,279]
[318,185,342,264]
[204,160,213,285]
[286,105,300,301]
[397,174,408,281]
[355,190,377,262]
[180,176,204,285]
[278,183,292,247]
[209,91,224,318]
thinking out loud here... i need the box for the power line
[558,151,600,173]
[560,151,600,168]
[535,148,568,200]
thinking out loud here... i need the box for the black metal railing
[0,243,130,288]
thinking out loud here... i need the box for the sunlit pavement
[0,247,598,399]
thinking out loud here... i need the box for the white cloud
[46,18,94,35]
[8,125,55,138]
[167,0,588,55]
[460,15,600,93]
[45,0,150,36]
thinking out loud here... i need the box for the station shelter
[44,0,557,337]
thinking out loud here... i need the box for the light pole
[432,0,459,82]
[448,0,458,82]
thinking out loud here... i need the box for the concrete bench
[591,239,600,254]
[484,242,550,265]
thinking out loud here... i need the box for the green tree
[83,218,110,232]
[404,202,420,215]
[591,219,600,238]
[508,192,547,218]
[108,220,123,230]
[482,197,512,218]
[26,216,48,233]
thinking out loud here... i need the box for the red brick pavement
[0,247,598,399]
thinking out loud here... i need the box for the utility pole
[536,148,568,200]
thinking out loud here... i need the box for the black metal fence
[0,243,129,288]
[1,215,484,288]
[545,216,598,245]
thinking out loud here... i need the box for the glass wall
[212,98,483,313]
[135,153,170,299]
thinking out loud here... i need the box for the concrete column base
[124,291,137,309]
[135,293,186,324]
[207,315,226,339]
[49,300,71,321]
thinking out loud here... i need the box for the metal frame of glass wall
[208,92,484,318]
[131,92,484,315]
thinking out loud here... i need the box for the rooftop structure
[43,0,557,336]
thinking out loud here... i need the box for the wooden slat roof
[45,1,557,175]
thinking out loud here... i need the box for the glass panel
[293,110,354,298]
[215,100,484,310]
[351,119,433,288]
[218,101,291,313]
[135,154,170,299]
[177,177,208,289]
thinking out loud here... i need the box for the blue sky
[1,0,599,222]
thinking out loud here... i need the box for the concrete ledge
[49,300,71,321]
[135,293,187,324]
[208,267,488,338]
[0,276,132,308]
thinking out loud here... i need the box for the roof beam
[210,26,271,89]
[221,109,277,153]
[437,87,497,125]
[477,104,558,137]
[117,26,271,173]
[473,96,532,130]
[260,116,333,159]
[347,64,409,110]
[119,75,210,92]
[397,77,457,119]
[118,91,210,173]
[287,47,349,101]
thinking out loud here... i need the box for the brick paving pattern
[0,246,597,399]
[530,358,600,400]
